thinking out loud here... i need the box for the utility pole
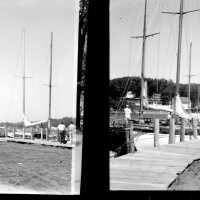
[48,32,53,136]
[131,0,159,116]
[162,0,200,112]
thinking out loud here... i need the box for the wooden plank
[110,139,200,190]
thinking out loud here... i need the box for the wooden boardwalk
[110,138,200,190]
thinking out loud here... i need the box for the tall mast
[175,0,184,96]
[162,0,200,112]
[131,0,159,115]
[23,29,26,117]
[188,42,192,110]
[48,32,53,131]
[140,0,147,114]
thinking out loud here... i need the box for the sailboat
[161,0,200,120]
[22,31,54,129]
[136,0,200,121]
[111,0,200,129]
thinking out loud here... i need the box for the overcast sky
[110,0,200,85]
[0,0,78,122]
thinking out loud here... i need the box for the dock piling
[40,128,43,140]
[180,118,185,142]
[192,118,198,139]
[46,128,48,141]
[129,120,135,152]
[23,127,25,139]
[125,127,130,153]
[169,117,175,144]
[13,127,16,139]
[30,127,33,140]
[154,118,159,147]
[5,126,7,138]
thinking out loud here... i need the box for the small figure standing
[124,104,132,124]
[68,121,76,144]
[57,122,66,144]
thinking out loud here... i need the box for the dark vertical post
[125,126,130,153]
[40,128,43,140]
[80,0,109,195]
[76,1,87,130]
[46,127,48,141]
[129,120,135,152]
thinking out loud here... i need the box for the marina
[110,0,200,190]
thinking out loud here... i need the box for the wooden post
[129,120,135,152]
[189,132,192,140]
[154,118,159,147]
[180,118,185,142]
[13,127,15,138]
[5,126,7,138]
[192,118,198,139]
[125,127,130,154]
[30,127,33,140]
[169,117,175,144]
[40,128,43,140]
[46,128,48,140]
[23,127,25,139]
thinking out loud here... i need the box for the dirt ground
[0,141,72,194]
[168,159,200,190]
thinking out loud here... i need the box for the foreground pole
[180,118,185,142]
[154,118,159,147]
[169,117,175,144]
[192,118,198,139]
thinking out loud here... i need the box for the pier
[110,136,200,190]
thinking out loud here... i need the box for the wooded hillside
[110,76,200,109]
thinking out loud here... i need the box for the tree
[110,76,200,108]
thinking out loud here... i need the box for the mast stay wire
[116,4,144,110]
[164,10,177,82]
[117,0,160,110]
[156,0,161,93]
[116,39,142,110]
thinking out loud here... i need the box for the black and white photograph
[110,0,200,190]
[0,0,82,195]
